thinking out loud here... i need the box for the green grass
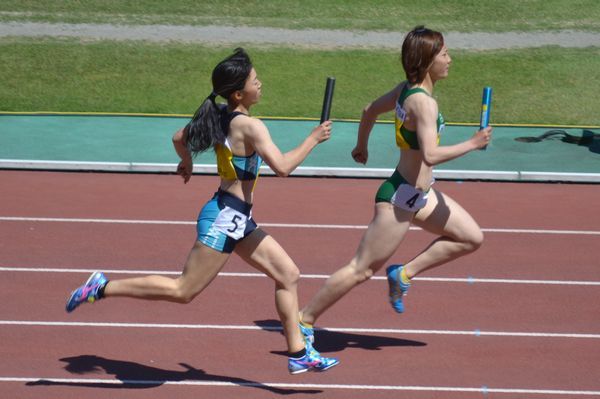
[1,0,599,32]
[1,1,599,126]
[1,37,598,126]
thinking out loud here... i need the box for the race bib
[396,102,407,122]
[390,184,428,212]
[213,206,248,240]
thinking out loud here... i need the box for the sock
[299,320,313,328]
[298,312,313,328]
[289,348,307,359]
[400,267,411,285]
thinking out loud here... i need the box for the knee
[171,280,198,304]
[463,230,484,252]
[172,288,195,304]
[348,260,374,284]
[277,264,301,289]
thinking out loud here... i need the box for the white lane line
[1,216,598,235]
[2,266,600,287]
[0,216,195,225]
[1,320,599,339]
[0,377,599,396]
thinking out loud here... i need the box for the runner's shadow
[515,129,600,154]
[25,355,321,394]
[255,319,426,354]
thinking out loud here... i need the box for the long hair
[401,26,445,84]
[185,48,253,155]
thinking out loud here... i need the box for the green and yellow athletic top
[394,86,445,150]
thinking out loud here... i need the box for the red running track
[1,170,599,399]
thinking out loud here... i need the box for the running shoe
[288,341,339,374]
[299,321,314,344]
[386,264,410,313]
[65,271,108,313]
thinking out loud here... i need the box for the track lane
[0,221,598,281]
[1,171,599,230]
[1,170,599,398]
[2,325,599,399]
[1,269,598,340]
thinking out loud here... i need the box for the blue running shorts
[197,189,257,253]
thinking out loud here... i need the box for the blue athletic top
[215,108,263,181]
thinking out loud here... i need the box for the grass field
[1,0,599,32]
[0,2,599,126]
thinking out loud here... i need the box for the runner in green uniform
[299,26,493,343]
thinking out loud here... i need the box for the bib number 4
[405,193,420,209]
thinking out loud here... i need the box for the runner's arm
[172,127,193,183]
[416,96,490,166]
[248,118,331,177]
[353,81,407,164]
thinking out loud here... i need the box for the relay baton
[320,77,336,124]
[479,86,492,149]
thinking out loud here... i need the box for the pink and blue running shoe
[386,264,410,313]
[288,341,339,374]
[65,271,108,313]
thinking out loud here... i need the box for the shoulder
[392,81,409,101]
[403,93,438,127]
[231,115,269,139]
[405,91,437,113]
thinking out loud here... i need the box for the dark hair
[184,48,253,155]
[401,26,445,84]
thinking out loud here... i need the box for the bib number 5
[228,215,242,233]
[214,206,248,240]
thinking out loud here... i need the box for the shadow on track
[255,319,426,354]
[515,129,600,154]
[25,355,321,395]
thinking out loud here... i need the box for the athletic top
[214,109,263,182]
[394,86,445,150]
[215,110,263,181]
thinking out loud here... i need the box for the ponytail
[184,48,253,156]
[184,93,226,156]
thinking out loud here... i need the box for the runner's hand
[472,126,493,149]
[352,145,368,164]
[311,121,332,143]
[177,159,193,183]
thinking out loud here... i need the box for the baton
[320,77,336,124]
[479,86,492,150]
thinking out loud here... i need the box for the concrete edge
[1,159,598,183]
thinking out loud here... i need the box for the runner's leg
[404,189,483,278]
[301,202,413,325]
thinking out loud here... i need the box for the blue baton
[479,87,492,150]
[480,86,492,129]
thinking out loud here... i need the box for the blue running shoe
[299,321,314,344]
[288,341,340,374]
[386,264,410,313]
[66,272,108,313]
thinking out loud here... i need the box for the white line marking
[1,320,598,339]
[1,216,598,235]
[0,216,194,225]
[2,266,600,286]
[0,377,599,396]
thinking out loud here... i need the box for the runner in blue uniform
[299,27,493,343]
[65,48,339,374]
